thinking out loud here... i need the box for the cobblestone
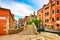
[0,24,60,40]
[0,32,60,40]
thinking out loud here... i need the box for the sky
[0,0,49,20]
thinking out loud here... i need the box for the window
[45,13,46,16]
[45,12,49,16]
[51,25,54,30]
[45,19,49,22]
[45,7,49,10]
[56,17,59,21]
[47,19,49,22]
[47,12,49,15]
[57,24,59,26]
[56,9,59,13]
[45,24,47,27]
[51,3,55,7]
[45,19,46,22]
[52,10,54,14]
[56,1,59,5]
[52,18,54,22]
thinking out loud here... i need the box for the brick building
[37,8,43,28]
[24,16,29,24]
[37,0,60,31]
[0,8,14,34]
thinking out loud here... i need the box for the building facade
[18,18,24,28]
[0,8,14,34]
[14,20,18,29]
[24,16,29,24]
[37,8,43,28]
[28,12,37,21]
[37,0,60,31]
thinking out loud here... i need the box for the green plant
[27,19,41,27]
[27,20,33,25]
[27,19,42,33]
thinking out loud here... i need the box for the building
[18,18,24,28]
[14,20,18,29]
[28,12,37,21]
[18,18,24,25]
[37,0,60,31]
[24,16,29,24]
[24,11,36,24]
[0,8,14,34]
[37,8,43,28]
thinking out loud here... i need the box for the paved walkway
[0,34,37,40]
[0,32,60,40]
[18,24,37,35]
[0,24,60,40]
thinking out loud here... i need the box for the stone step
[19,24,37,35]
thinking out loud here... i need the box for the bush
[27,19,41,26]
[27,20,33,25]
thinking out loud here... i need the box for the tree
[27,20,33,25]
[27,19,44,33]
[27,19,41,28]
[32,19,41,28]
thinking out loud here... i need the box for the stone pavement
[0,34,37,40]
[31,32,60,40]
[0,24,60,40]
[0,32,60,40]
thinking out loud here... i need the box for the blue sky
[0,0,49,20]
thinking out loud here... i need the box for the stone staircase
[18,24,37,35]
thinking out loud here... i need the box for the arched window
[56,24,59,27]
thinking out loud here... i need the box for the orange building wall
[9,14,14,29]
[24,16,28,23]
[37,9,43,28]
[0,8,14,35]
[37,0,60,31]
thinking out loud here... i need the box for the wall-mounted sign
[0,17,6,20]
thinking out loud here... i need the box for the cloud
[29,0,49,10]
[0,0,34,20]
[36,0,49,8]
[0,0,49,20]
